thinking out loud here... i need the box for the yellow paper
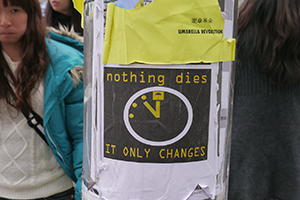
[102,0,236,65]
[72,0,84,28]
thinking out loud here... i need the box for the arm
[65,76,84,200]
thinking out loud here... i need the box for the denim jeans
[0,188,75,200]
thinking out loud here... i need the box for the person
[40,1,47,17]
[45,0,83,35]
[228,0,300,200]
[0,0,84,199]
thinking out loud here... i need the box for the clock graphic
[123,86,193,146]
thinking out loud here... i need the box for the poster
[98,63,219,200]
[103,66,212,163]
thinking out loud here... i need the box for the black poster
[103,66,211,163]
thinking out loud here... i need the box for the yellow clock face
[124,86,193,146]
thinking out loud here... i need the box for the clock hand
[143,101,160,118]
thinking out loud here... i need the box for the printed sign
[104,65,212,163]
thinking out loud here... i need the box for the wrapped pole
[82,0,238,199]
[82,0,96,198]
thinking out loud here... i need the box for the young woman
[229,0,300,200]
[0,0,83,199]
[45,0,83,35]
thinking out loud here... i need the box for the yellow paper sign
[102,0,235,65]
[72,0,84,28]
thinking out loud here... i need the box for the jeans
[0,188,75,200]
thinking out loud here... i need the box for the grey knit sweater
[228,63,300,200]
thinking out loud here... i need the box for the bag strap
[21,109,49,146]
[7,82,49,146]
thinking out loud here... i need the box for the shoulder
[46,25,84,63]
[46,36,83,76]
[45,27,84,88]
[46,38,83,62]
[46,26,84,53]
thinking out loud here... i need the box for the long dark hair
[0,0,49,115]
[237,0,300,85]
[45,0,83,35]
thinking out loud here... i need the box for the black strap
[22,109,49,146]
[6,82,48,146]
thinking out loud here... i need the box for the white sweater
[0,51,73,199]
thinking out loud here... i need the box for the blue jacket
[44,32,84,200]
